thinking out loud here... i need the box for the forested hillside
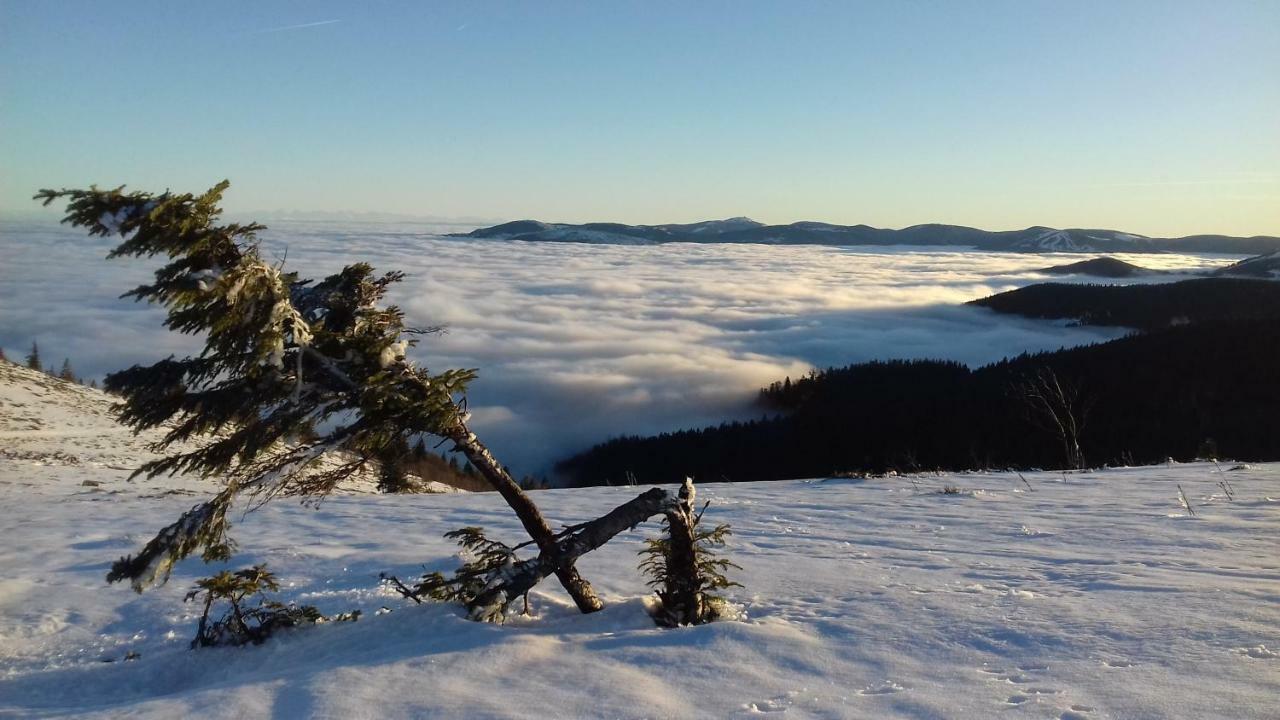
[970,278,1280,330]
[559,300,1280,485]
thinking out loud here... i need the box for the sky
[1,0,1278,236]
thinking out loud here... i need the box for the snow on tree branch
[39,182,478,589]
[40,181,720,620]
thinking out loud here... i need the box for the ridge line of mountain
[453,218,1280,254]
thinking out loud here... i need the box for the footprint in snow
[1103,659,1133,668]
[743,694,792,714]
[857,680,906,696]
[1239,645,1277,659]
[1013,686,1061,696]
[1060,706,1095,720]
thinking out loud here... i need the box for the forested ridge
[970,277,1280,330]
[559,279,1280,486]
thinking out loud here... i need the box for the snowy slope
[1009,229,1150,253]
[1,363,1278,719]
[1019,230,1095,253]
[663,217,763,235]
[0,363,455,497]
[525,228,658,245]
[1215,251,1280,279]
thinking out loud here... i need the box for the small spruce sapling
[185,564,356,648]
[638,480,741,627]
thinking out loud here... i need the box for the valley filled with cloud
[0,218,1234,476]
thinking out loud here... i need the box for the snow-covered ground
[1,363,1277,719]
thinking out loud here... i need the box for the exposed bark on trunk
[445,418,603,613]
[468,487,677,621]
[656,485,703,626]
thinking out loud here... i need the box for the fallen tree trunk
[467,486,679,621]
[445,418,603,613]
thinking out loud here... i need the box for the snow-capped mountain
[455,219,1280,254]
[657,217,764,235]
[1006,228,1145,253]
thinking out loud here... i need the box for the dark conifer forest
[969,277,1280,330]
[558,279,1280,486]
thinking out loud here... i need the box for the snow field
[1,365,1277,718]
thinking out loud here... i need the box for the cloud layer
[0,219,1233,476]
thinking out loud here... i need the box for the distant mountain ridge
[455,218,1280,254]
[1213,251,1280,278]
[969,277,1280,330]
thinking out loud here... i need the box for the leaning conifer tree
[37,181,712,621]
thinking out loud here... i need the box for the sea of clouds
[0,217,1236,478]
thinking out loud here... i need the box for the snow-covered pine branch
[40,181,735,621]
[38,184,477,590]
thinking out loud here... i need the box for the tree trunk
[657,484,703,626]
[445,418,603,613]
[468,487,677,621]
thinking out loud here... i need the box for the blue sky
[2,1,1277,235]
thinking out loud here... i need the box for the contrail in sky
[1089,177,1277,188]
[249,19,341,35]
